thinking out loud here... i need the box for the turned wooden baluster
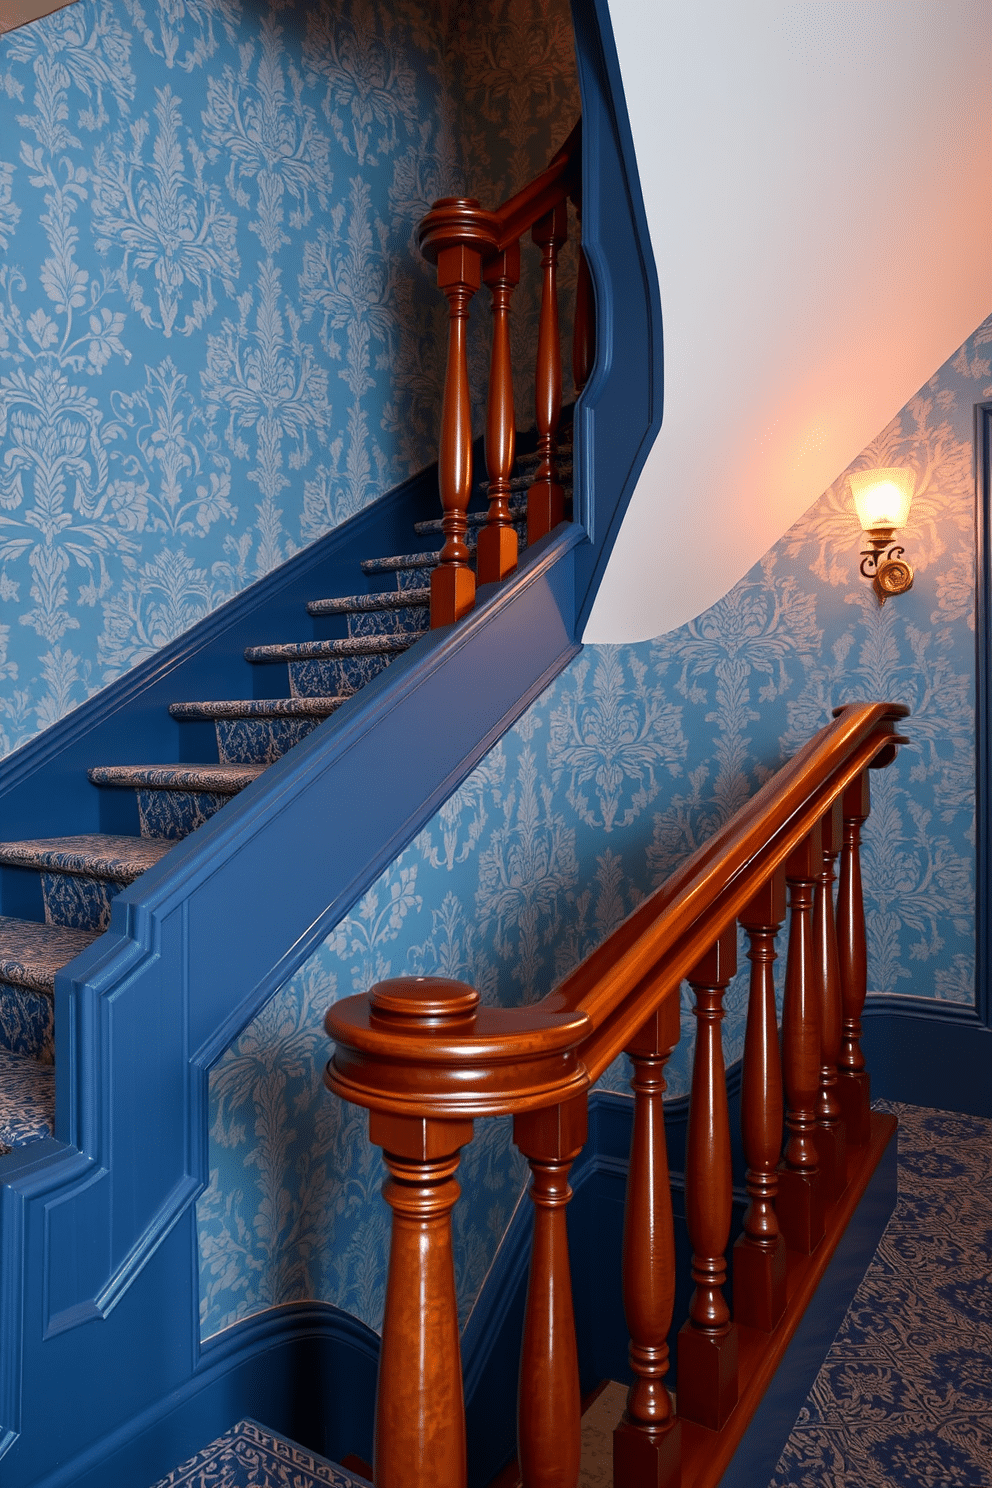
[815,799,847,1200]
[678,924,739,1431]
[836,770,872,1145]
[527,201,568,547]
[514,1095,587,1488]
[477,243,521,586]
[572,240,594,395]
[733,868,787,1332]
[778,826,826,1254]
[613,997,682,1488]
[365,978,479,1488]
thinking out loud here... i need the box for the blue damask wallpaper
[0,0,580,754]
[197,316,992,1340]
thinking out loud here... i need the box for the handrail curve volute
[325,702,907,1117]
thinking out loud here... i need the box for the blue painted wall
[0,0,580,754]
[198,312,991,1342]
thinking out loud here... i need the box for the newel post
[359,978,478,1488]
[514,1094,588,1488]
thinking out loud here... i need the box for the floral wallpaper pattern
[198,316,992,1340]
[0,0,580,756]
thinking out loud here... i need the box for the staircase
[0,440,569,1157]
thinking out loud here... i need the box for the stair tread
[246,635,415,662]
[360,550,440,574]
[88,763,265,793]
[413,504,526,535]
[307,588,430,616]
[0,834,173,883]
[170,698,346,720]
[0,916,99,993]
[0,1049,54,1151]
[149,1417,372,1488]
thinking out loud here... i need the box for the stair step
[360,550,440,576]
[306,588,430,617]
[0,1050,54,1153]
[0,916,98,994]
[412,505,526,536]
[246,635,414,664]
[0,834,174,933]
[0,834,172,883]
[169,698,347,721]
[88,763,265,794]
[149,1417,373,1488]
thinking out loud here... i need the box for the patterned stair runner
[149,1418,372,1488]
[0,437,571,1150]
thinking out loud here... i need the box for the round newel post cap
[369,976,480,1031]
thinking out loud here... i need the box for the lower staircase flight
[0,439,571,1154]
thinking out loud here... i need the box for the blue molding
[569,0,664,635]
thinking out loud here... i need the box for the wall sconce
[849,467,915,604]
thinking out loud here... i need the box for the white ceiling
[585,0,992,642]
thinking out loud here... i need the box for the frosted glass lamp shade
[849,468,914,533]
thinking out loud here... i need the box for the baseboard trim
[32,1302,380,1488]
[862,1003,992,1116]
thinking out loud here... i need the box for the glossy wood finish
[416,125,579,626]
[325,706,907,1488]
[678,1114,897,1488]
[815,799,847,1200]
[778,828,825,1254]
[514,1097,587,1488]
[478,244,522,586]
[434,236,482,626]
[678,926,739,1431]
[734,869,787,1332]
[613,997,682,1488]
[837,771,872,1145]
[372,1107,473,1488]
[527,202,568,548]
[356,980,481,1488]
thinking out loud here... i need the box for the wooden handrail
[324,699,908,1488]
[326,702,907,1116]
[492,118,581,251]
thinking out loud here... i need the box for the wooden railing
[417,120,590,628]
[324,700,908,1488]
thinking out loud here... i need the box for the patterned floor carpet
[768,1101,992,1488]
[151,1103,990,1488]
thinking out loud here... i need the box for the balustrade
[417,125,583,628]
[324,704,907,1488]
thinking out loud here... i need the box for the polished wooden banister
[417,122,582,627]
[324,700,907,1488]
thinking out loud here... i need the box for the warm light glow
[849,468,915,533]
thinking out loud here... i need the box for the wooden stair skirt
[324,701,909,1488]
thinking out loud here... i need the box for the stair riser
[289,652,395,697]
[137,789,232,841]
[42,873,118,933]
[346,607,429,639]
[215,716,322,765]
[0,983,53,1064]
